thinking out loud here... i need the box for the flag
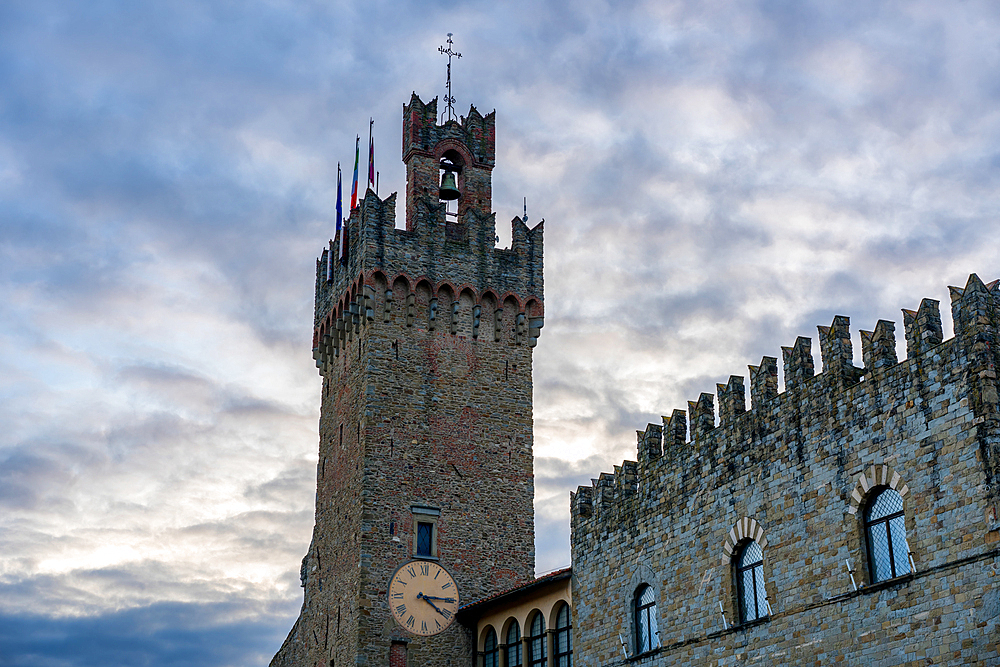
[350,135,360,211]
[368,118,375,189]
[336,163,346,266]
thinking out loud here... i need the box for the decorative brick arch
[847,464,909,516]
[721,517,769,564]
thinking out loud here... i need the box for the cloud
[3,0,1000,664]
[0,599,296,667]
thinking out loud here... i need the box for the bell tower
[402,94,496,229]
[270,93,544,667]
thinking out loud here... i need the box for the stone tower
[271,93,544,667]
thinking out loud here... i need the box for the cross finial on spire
[438,33,462,122]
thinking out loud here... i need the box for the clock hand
[420,595,456,603]
[416,593,449,617]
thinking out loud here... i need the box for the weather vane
[438,33,462,122]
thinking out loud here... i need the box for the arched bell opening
[439,149,465,221]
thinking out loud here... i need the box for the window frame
[734,539,768,623]
[864,486,910,583]
[505,620,522,667]
[528,612,547,667]
[410,505,440,560]
[553,602,572,667]
[633,584,657,655]
[483,626,499,667]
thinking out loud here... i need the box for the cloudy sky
[3,0,1000,664]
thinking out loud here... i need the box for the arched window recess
[482,626,498,667]
[438,150,464,222]
[633,584,658,654]
[528,612,546,667]
[734,540,771,623]
[554,602,573,667]
[504,619,522,667]
[864,486,913,583]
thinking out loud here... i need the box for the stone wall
[571,274,1000,666]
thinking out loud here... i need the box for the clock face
[387,560,460,636]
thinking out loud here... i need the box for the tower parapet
[313,94,543,373]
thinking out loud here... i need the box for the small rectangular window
[411,505,440,559]
[416,522,433,556]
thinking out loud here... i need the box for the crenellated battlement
[310,93,544,376]
[311,199,543,374]
[571,273,1000,531]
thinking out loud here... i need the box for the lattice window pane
[753,564,768,617]
[557,604,569,628]
[507,622,522,667]
[638,615,649,654]
[557,629,569,653]
[635,585,656,653]
[740,540,763,567]
[868,488,903,521]
[530,614,546,666]
[507,643,521,667]
[648,607,658,648]
[531,637,545,664]
[485,627,498,667]
[870,522,893,582]
[532,613,545,636]
[416,522,432,556]
[741,568,757,621]
[889,515,910,575]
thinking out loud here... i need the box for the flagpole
[336,163,345,267]
[368,118,375,190]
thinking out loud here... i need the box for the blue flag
[330,164,342,279]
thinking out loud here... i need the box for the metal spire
[438,33,462,122]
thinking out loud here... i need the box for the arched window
[483,627,499,667]
[634,584,657,654]
[505,620,522,667]
[865,487,910,582]
[554,603,572,667]
[529,612,546,667]
[736,540,768,622]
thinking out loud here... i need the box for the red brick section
[270,93,543,667]
[389,642,407,667]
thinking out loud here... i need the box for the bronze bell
[439,170,460,201]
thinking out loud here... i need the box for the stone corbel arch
[721,517,769,564]
[847,463,909,516]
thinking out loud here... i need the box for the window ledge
[412,555,440,562]
[858,572,914,594]
[732,615,770,632]
[626,648,660,662]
